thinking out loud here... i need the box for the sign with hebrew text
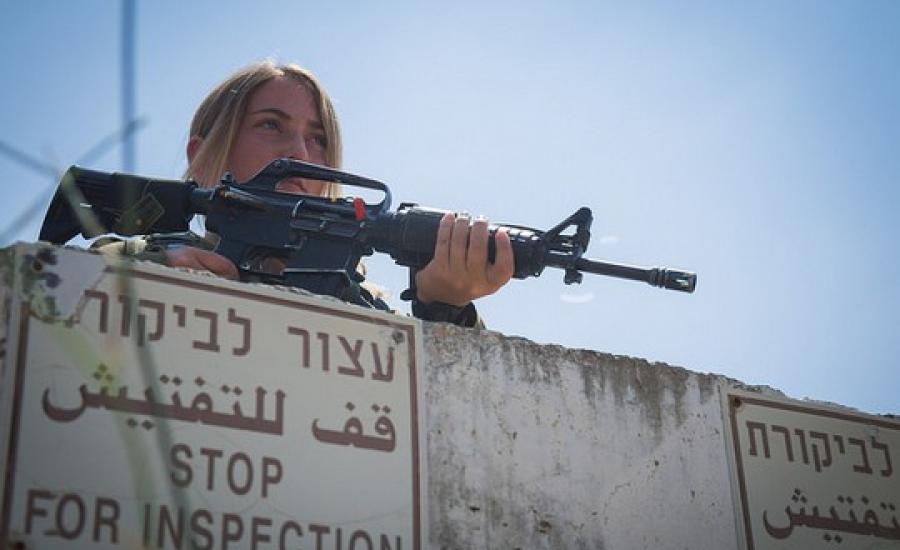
[726,391,900,550]
[0,244,427,549]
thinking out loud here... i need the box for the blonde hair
[185,61,343,198]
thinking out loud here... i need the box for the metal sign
[0,244,427,549]
[725,390,900,549]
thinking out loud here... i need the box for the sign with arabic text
[0,244,427,549]
[726,390,900,549]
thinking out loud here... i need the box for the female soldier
[133,61,513,326]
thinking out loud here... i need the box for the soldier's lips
[275,178,313,195]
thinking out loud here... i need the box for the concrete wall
[421,323,740,549]
[8,245,888,549]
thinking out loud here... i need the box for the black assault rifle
[39,159,696,304]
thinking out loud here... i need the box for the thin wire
[0,117,147,246]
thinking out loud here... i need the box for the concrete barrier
[1,244,896,549]
[421,322,740,548]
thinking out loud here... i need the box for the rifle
[38,159,696,304]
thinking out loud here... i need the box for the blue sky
[1,1,897,413]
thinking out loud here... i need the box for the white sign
[725,390,900,549]
[0,244,427,549]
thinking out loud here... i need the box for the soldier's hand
[414,213,514,307]
[166,246,239,280]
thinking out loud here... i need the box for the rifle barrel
[575,258,697,293]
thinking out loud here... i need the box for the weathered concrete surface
[421,323,738,549]
[0,245,740,549]
[14,245,891,549]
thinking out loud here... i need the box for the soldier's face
[227,76,329,196]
